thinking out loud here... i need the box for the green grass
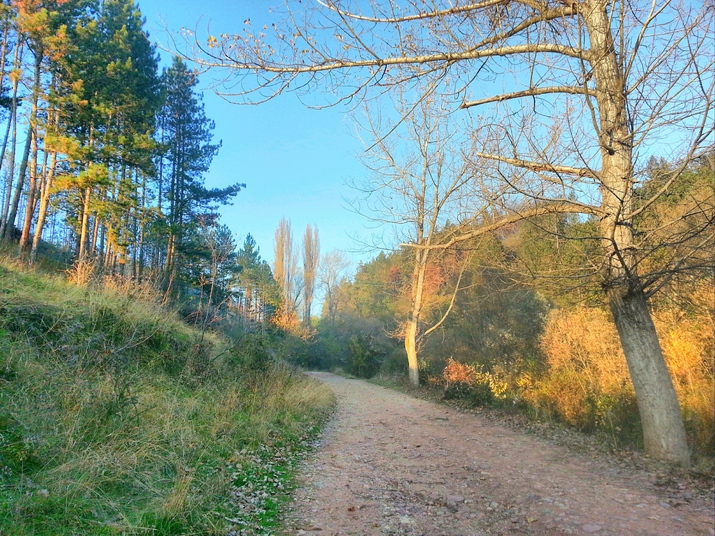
[0,255,335,535]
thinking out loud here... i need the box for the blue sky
[137,0,375,271]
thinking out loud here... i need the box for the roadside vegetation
[0,254,334,535]
[297,255,713,469]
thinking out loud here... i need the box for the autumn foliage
[432,283,714,460]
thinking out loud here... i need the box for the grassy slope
[0,257,334,535]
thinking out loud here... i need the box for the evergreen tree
[234,233,280,324]
[157,56,243,284]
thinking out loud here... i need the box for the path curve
[284,372,713,536]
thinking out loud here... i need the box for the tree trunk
[19,52,42,253]
[3,120,33,241]
[0,104,14,215]
[78,187,91,258]
[608,288,690,464]
[405,318,420,386]
[585,0,690,464]
[90,212,100,255]
[31,151,58,264]
[0,37,21,184]
[405,248,429,386]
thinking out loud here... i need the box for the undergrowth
[0,256,335,535]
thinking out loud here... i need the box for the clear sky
[137,0,376,272]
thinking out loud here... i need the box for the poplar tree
[301,224,319,326]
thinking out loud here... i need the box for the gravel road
[283,372,714,536]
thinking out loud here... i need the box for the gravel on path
[283,372,714,536]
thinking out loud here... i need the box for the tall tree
[354,94,492,385]
[157,56,242,283]
[301,223,319,325]
[273,217,299,329]
[191,0,714,464]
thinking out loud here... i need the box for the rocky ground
[282,372,714,536]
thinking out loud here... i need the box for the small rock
[582,524,602,533]
[488,501,499,509]
[447,494,464,503]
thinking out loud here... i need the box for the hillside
[0,256,334,535]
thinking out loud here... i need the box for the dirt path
[283,372,714,536]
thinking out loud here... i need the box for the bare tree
[319,249,351,323]
[302,224,320,325]
[353,93,495,385]
[189,0,714,463]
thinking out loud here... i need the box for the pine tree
[157,56,243,287]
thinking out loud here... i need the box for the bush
[229,331,273,372]
[532,302,714,459]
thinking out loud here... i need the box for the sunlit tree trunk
[78,187,92,258]
[0,23,19,182]
[405,248,429,385]
[19,51,43,253]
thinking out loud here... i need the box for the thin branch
[421,252,470,340]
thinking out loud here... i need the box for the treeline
[0,0,244,303]
[304,154,714,460]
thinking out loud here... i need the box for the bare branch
[461,85,594,108]
[402,202,603,251]
[475,152,598,179]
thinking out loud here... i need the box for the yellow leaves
[8,67,23,84]
[442,358,509,400]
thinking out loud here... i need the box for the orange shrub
[443,357,477,387]
[529,307,636,434]
[531,295,714,460]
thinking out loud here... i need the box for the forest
[0,1,326,534]
[0,0,713,534]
